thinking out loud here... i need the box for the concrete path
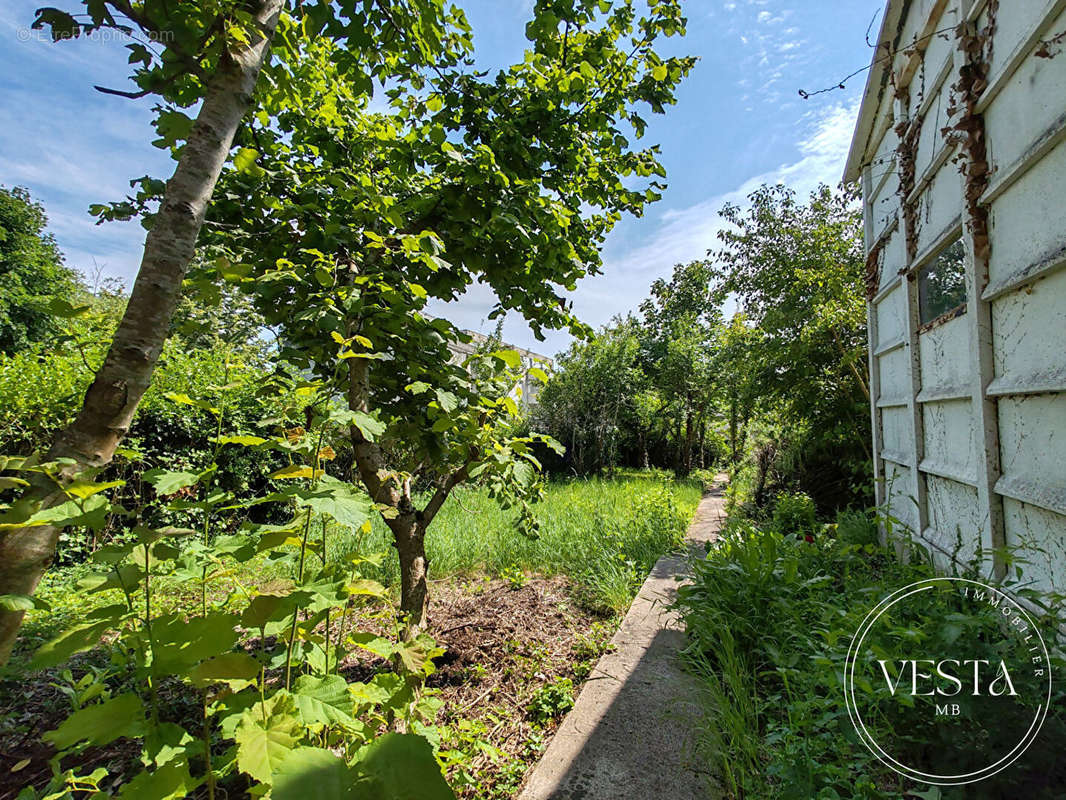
[518,482,726,800]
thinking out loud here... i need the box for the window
[918,238,967,326]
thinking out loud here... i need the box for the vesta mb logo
[844,577,1052,786]
[876,657,1018,699]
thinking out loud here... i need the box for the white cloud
[604,99,857,278]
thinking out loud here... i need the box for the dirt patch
[0,575,614,800]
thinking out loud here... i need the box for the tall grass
[340,472,702,614]
[17,473,700,656]
[677,511,1066,799]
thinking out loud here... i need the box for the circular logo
[844,577,1051,785]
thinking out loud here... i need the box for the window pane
[918,238,967,326]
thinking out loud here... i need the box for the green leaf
[434,389,458,413]
[355,733,455,800]
[44,297,91,318]
[333,410,385,441]
[43,693,146,750]
[346,579,387,599]
[0,476,29,490]
[143,468,201,495]
[165,392,220,416]
[295,477,371,531]
[0,593,50,612]
[143,723,198,768]
[189,652,262,690]
[405,381,431,395]
[394,635,445,677]
[216,435,268,447]
[350,673,404,707]
[32,618,116,670]
[118,761,197,799]
[235,695,300,784]
[491,349,522,369]
[33,8,80,40]
[0,495,110,532]
[233,147,260,172]
[272,747,353,800]
[241,592,298,629]
[151,612,239,673]
[270,465,321,480]
[512,460,536,488]
[290,675,357,728]
[78,563,144,594]
[348,632,395,660]
[64,479,125,499]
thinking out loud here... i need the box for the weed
[500,564,528,590]
[572,622,615,679]
[677,512,1066,799]
[526,677,575,726]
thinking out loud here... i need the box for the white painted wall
[850,0,1066,593]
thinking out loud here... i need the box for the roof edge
[843,1,904,184]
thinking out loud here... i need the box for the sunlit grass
[16,472,701,658]
[341,472,702,614]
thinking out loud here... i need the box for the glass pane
[918,238,967,325]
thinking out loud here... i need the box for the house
[844,0,1066,591]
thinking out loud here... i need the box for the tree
[714,313,759,466]
[536,316,646,475]
[639,260,720,477]
[200,0,694,628]
[0,186,79,354]
[711,183,871,507]
[0,0,459,662]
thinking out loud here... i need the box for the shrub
[769,491,816,537]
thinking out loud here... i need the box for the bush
[0,309,294,564]
[769,491,816,537]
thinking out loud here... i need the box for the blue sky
[0,0,879,356]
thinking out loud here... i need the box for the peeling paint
[865,237,885,299]
[945,1,998,282]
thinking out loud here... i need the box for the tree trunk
[346,342,469,635]
[393,519,429,630]
[673,408,683,476]
[0,0,281,665]
[729,391,739,465]
[677,400,695,478]
[698,413,706,469]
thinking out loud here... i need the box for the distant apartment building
[447,327,554,409]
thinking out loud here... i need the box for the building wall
[858,0,1066,592]
[446,329,553,409]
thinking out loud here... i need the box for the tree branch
[419,458,473,526]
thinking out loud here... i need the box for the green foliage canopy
[0,187,79,354]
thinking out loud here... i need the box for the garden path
[517,477,727,799]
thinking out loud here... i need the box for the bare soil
[0,575,614,800]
